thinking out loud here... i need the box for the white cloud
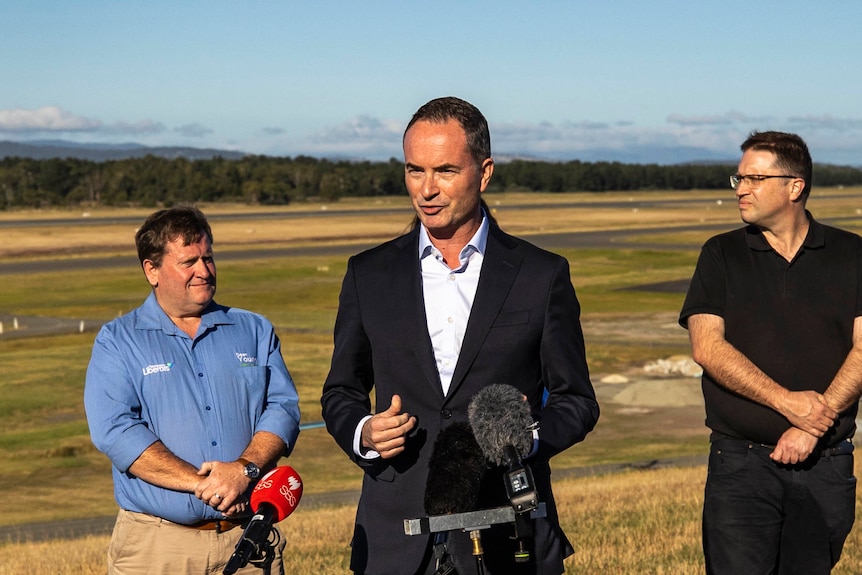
[490,119,740,158]
[174,123,213,138]
[666,111,773,127]
[309,114,403,145]
[0,106,170,138]
[280,114,404,158]
[0,106,101,132]
[262,114,746,163]
[4,106,861,166]
[104,119,167,135]
[786,115,862,131]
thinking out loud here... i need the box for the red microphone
[224,466,303,574]
[251,466,303,521]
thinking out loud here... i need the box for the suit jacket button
[441,409,452,419]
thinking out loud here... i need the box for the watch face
[245,463,260,479]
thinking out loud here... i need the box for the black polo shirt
[680,213,862,446]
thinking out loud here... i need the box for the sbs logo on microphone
[253,466,303,503]
[281,472,302,506]
[280,479,300,507]
[254,478,274,491]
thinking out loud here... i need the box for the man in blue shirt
[85,205,301,574]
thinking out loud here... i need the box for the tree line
[2,154,861,209]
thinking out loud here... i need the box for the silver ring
[213,493,221,500]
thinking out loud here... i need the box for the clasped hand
[780,390,837,437]
[772,391,839,465]
[770,427,818,465]
[194,460,250,517]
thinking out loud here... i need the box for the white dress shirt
[418,216,488,396]
[353,214,488,457]
[353,212,539,459]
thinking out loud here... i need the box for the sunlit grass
[3,462,862,574]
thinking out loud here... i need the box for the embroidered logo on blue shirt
[235,352,257,366]
[142,362,173,376]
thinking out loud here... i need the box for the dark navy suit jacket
[321,224,599,575]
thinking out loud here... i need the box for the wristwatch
[238,458,260,479]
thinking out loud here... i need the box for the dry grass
[0,190,743,260]
[3,461,862,574]
[561,467,704,573]
[0,203,414,259]
[0,535,110,575]
[5,188,861,261]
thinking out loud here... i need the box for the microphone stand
[432,532,457,575]
[469,529,485,575]
[248,533,277,575]
[223,518,281,575]
[404,504,546,574]
[502,445,538,566]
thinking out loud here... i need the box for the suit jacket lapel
[447,226,522,398]
[388,229,443,396]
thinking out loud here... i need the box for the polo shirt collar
[745,210,823,252]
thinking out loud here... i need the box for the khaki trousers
[107,509,286,575]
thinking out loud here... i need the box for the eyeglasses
[730,174,797,190]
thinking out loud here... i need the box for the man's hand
[771,427,818,465]
[779,390,837,437]
[195,460,251,514]
[361,394,417,459]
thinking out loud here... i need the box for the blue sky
[2,1,861,165]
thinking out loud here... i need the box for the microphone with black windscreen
[468,384,539,564]
[424,421,486,515]
[223,465,303,575]
[423,421,487,575]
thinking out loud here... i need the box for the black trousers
[703,437,856,575]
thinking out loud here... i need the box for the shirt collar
[418,210,490,261]
[745,210,824,251]
[136,291,232,335]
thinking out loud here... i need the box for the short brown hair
[135,205,213,267]
[741,131,813,197]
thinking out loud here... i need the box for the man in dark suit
[321,96,599,575]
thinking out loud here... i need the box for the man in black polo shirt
[680,130,862,574]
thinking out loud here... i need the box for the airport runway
[0,223,727,276]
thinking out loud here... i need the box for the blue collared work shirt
[84,292,300,524]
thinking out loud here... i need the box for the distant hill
[0,140,246,162]
[1,138,741,166]
[537,145,737,166]
[2,139,859,168]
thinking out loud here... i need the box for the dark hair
[404,96,491,166]
[741,131,813,197]
[135,205,213,267]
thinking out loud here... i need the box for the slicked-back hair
[135,205,213,267]
[741,131,813,197]
[404,96,491,166]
